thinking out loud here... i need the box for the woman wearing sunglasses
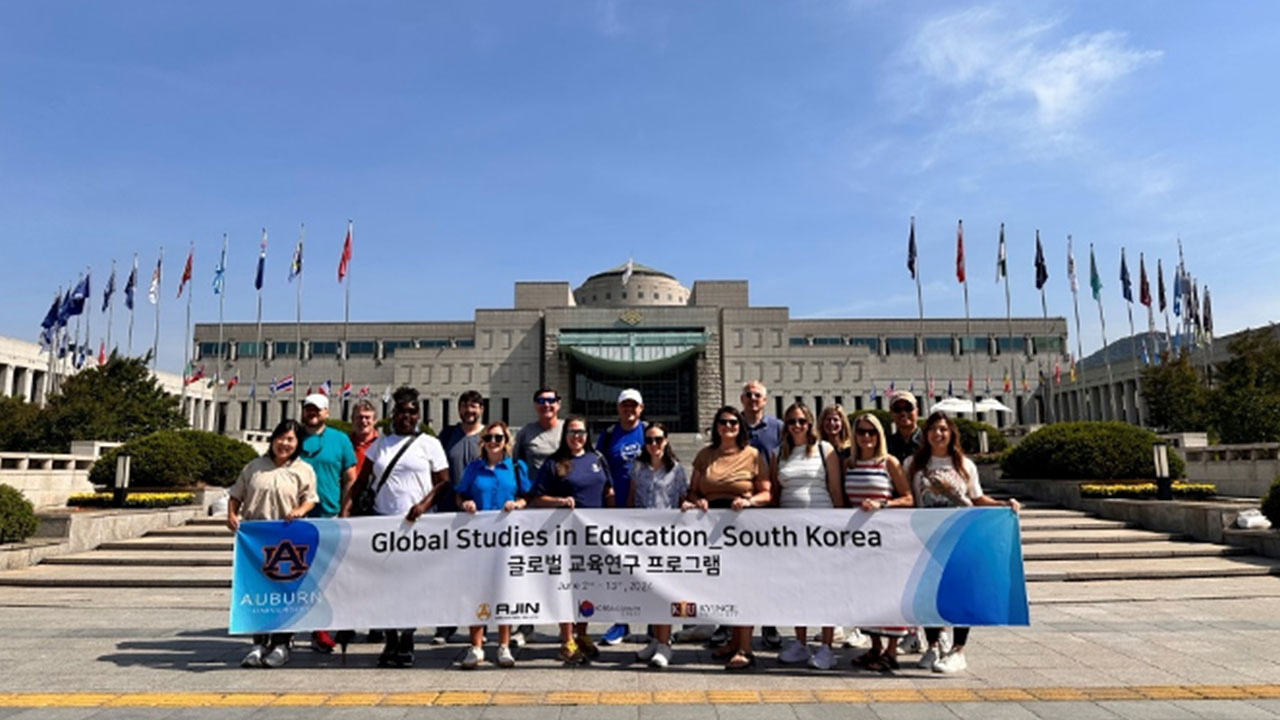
[626,422,687,668]
[845,412,913,672]
[529,416,615,663]
[454,421,530,670]
[683,405,770,670]
[772,402,844,670]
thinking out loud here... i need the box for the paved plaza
[2,503,1279,718]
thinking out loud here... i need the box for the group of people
[226,380,1018,673]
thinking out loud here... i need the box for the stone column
[1,364,13,397]
[21,369,34,404]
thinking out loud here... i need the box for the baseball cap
[617,389,643,405]
[302,393,330,410]
[890,390,917,410]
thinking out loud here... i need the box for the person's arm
[529,462,574,509]
[226,496,242,532]
[340,456,374,518]
[822,444,845,509]
[884,456,914,507]
[733,450,771,511]
[681,459,708,512]
[600,453,616,508]
[285,499,316,520]
[406,482,444,521]
[967,459,1019,513]
[626,463,637,509]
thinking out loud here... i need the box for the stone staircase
[1,503,1278,588]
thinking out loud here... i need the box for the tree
[0,396,45,451]
[39,353,187,450]
[1140,351,1210,432]
[1212,327,1280,443]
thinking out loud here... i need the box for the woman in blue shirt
[530,416,615,663]
[455,421,530,670]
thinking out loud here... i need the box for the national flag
[74,342,87,369]
[249,382,256,399]
[955,220,966,283]
[966,373,973,395]
[358,385,370,397]
[102,265,116,312]
[382,385,392,404]
[1054,358,1062,385]
[1157,259,1167,313]
[226,372,240,392]
[68,274,90,317]
[341,382,352,398]
[1067,235,1078,293]
[39,292,60,349]
[124,258,137,311]
[289,225,303,282]
[1203,286,1213,338]
[213,241,226,295]
[1119,248,1132,303]
[984,374,991,395]
[1034,230,1049,290]
[338,221,352,282]
[869,382,877,403]
[1173,264,1183,316]
[1003,372,1011,393]
[907,217,917,280]
[57,331,69,359]
[1069,357,1077,383]
[1020,366,1028,392]
[1089,244,1102,301]
[1141,337,1151,365]
[947,379,954,397]
[177,248,193,298]
[888,380,895,395]
[185,363,205,385]
[97,342,105,367]
[254,230,267,291]
[321,379,332,396]
[276,375,294,393]
[148,256,161,305]
[1139,253,1151,307]
[268,378,277,396]
[57,289,72,329]
[621,257,634,287]
[995,223,1006,281]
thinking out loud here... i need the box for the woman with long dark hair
[906,411,1019,674]
[682,405,770,670]
[227,419,317,669]
[529,415,615,663]
[627,422,687,668]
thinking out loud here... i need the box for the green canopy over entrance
[558,331,707,376]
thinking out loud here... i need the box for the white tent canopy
[928,397,1014,415]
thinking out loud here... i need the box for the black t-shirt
[887,427,923,465]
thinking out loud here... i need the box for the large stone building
[193,263,1069,434]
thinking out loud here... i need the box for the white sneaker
[240,644,266,668]
[650,643,672,669]
[917,646,939,669]
[636,639,660,662]
[262,645,290,668]
[899,631,923,654]
[844,628,869,648]
[496,644,515,668]
[932,649,967,674]
[460,645,484,669]
[510,630,527,648]
[939,629,953,654]
[778,638,812,665]
[831,626,846,645]
[808,644,836,670]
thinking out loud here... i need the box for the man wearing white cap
[595,388,646,646]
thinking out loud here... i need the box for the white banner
[230,508,1028,634]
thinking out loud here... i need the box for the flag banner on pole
[1139,253,1151,307]
[125,259,138,311]
[621,257,634,287]
[1089,244,1102,301]
[148,257,162,305]
[340,382,352,398]
[1119,248,1132,303]
[955,220,966,283]
[289,225,303,282]
[995,223,1006,281]
[869,382,878,402]
[229,508,1029,634]
[213,244,227,295]
[907,217,917,279]
[1157,259,1167,313]
[226,372,240,392]
[338,221,352,282]
[69,275,90,317]
[1173,265,1183,316]
[276,375,294,393]
[98,342,106,367]
[358,385,370,397]
[102,266,116,312]
[39,293,60,348]
[1034,230,1048,290]
[382,385,392,404]
[321,379,332,396]
[1054,358,1061,385]
[1203,286,1213,337]
[255,231,267,291]
[177,249,193,298]
[1066,235,1078,293]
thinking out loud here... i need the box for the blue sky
[2,1,1276,373]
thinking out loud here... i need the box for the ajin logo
[476,603,492,621]
[670,602,697,618]
[261,539,310,581]
[578,600,595,618]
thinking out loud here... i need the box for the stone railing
[0,452,97,508]
[1183,443,1280,498]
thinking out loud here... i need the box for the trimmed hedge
[0,484,38,544]
[90,430,258,490]
[1081,482,1216,500]
[1262,476,1280,528]
[67,492,196,509]
[849,412,1007,456]
[1000,421,1187,480]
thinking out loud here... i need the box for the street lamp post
[1153,442,1171,501]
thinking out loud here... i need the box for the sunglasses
[644,436,667,445]
[716,418,740,427]
[566,428,588,437]
[535,396,560,405]
[855,428,878,437]
[481,434,506,443]
[742,392,763,400]
[891,405,914,413]
[785,417,809,427]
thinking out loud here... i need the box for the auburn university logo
[476,603,492,621]
[261,539,311,581]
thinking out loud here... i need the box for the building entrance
[569,357,697,434]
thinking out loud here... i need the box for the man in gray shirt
[510,386,563,647]
[431,389,486,645]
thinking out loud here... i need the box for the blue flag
[39,292,60,348]
[1119,249,1132,303]
[68,274,90,317]
[1172,267,1183,316]
[57,289,73,328]
[213,245,227,295]
[102,266,115,312]
[254,231,267,291]
[124,260,137,311]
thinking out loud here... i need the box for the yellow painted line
[4,685,1280,707]
[382,692,442,706]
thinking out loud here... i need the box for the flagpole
[1092,244,1118,421]
[910,217,930,413]
[294,223,304,409]
[128,254,137,355]
[84,267,92,371]
[180,242,194,423]
[215,233,228,433]
[1037,231,1053,423]
[252,230,266,432]
[152,247,163,370]
[960,221,975,412]
[999,224,1016,422]
[105,259,115,351]
[340,220,352,413]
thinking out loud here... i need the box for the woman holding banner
[455,421,531,670]
[906,411,1019,674]
[844,412,912,672]
[772,402,843,670]
[628,422,687,669]
[227,419,318,669]
[683,405,770,671]
[529,416,615,664]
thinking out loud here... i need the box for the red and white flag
[177,248,193,298]
[338,221,352,282]
[358,385,370,397]
[955,219,966,284]
[97,342,106,367]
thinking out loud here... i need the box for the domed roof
[585,261,675,283]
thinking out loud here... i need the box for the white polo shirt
[365,433,448,516]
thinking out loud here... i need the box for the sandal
[725,650,755,671]
[851,649,882,668]
[712,644,738,660]
[864,654,899,673]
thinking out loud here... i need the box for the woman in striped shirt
[844,412,912,672]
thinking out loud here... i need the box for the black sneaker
[762,626,783,649]
[432,626,456,645]
[367,629,385,644]
[709,626,730,648]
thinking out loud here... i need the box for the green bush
[999,421,1187,480]
[90,430,257,489]
[324,418,353,435]
[850,410,895,434]
[1081,482,1216,500]
[0,484,38,544]
[1261,476,1280,528]
[953,417,1008,455]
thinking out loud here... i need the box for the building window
[310,341,339,357]
[923,337,953,354]
[420,339,449,348]
[667,293,672,300]
[456,339,475,348]
[850,337,879,353]
[1033,336,1063,354]
[885,337,916,356]
[605,292,611,300]
[960,337,990,355]
[347,341,376,356]
[383,340,415,357]
[199,342,227,358]
[996,337,1027,354]
[621,291,627,299]
[789,337,808,347]
[273,341,298,358]
[813,337,843,346]
[637,291,644,298]
[834,395,843,407]
[236,341,260,358]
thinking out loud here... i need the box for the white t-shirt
[905,455,982,508]
[366,433,449,516]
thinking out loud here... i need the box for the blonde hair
[480,421,513,461]
[780,402,819,457]
[818,405,851,453]
[850,412,888,462]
